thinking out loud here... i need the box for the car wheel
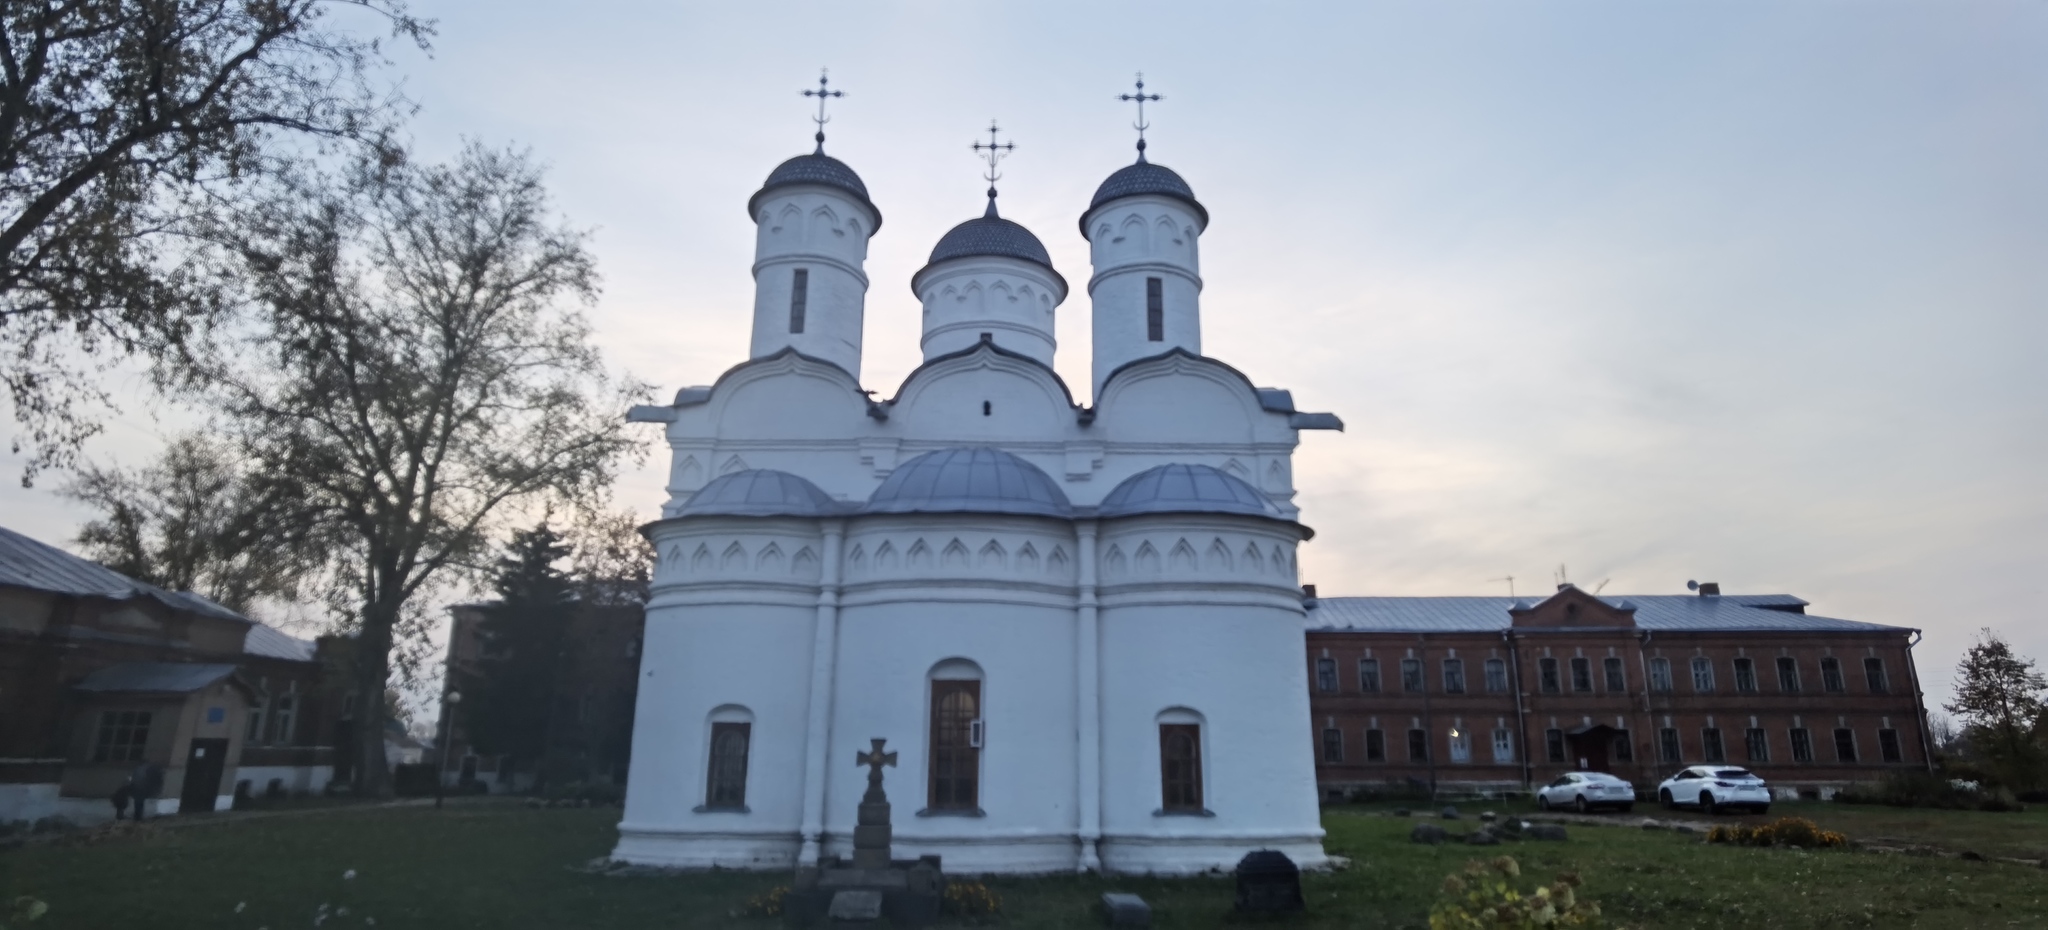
[1574,795,1589,814]
[1755,804,1770,816]
[1538,794,1552,811]
[1620,803,1634,813]
[1701,792,1718,815]
[1659,789,1674,810]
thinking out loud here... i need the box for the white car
[1657,766,1771,815]
[1535,771,1637,813]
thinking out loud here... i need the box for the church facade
[615,122,1341,874]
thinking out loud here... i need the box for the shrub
[1706,817,1848,849]
[1975,796,2026,813]
[942,880,1001,918]
[740,886,787,918]
[1836,772,1982,810]
[1429,856,1602,929]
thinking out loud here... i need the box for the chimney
[1697,582,1721,597]
[1556,582,1575,592]
[1301,584,1318,607]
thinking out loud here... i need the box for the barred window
[704,722,751,809]
[1145,277,1164,341]
[1160,724,1203,811]
[94,711,152,763]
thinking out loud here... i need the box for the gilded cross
[1118,72,1162,160]
[802,69,844,153]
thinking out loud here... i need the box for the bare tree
[1,0,429,483]
[62,430,315,613]
[197,142,646,795]
[563,505,653,606]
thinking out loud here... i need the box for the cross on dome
[971,119,1015,216]
[1118,72,1162,163]
[802,69,844,154]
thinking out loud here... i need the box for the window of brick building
[1612,729,1634,762]
[94,711,152,763]
[1650,658,1673,692]
[788,268,809,333]
[1492,728,1515,762]
[246,696,268,744]
[1365,728,1386,762]
[1878,729,1903,763]
[1545,728,1566,764]
[1790,727,1814,762]
[1407,728,1430,762]
[1159,724,1203,812]
[273,695,297,745]
[1316,657,1337,693]
[1442,658,1466,694]
[1359,658,1381,693]
[1820,658,1845,693]
[1604,657,1626,692]
[1733,658,1757,692]
[1744,728,1770,763]
[704,722,751,809]
[1658,728,1682,764]
[1863,658,1889,694]
[1776,657,1801,692]
[1484,658,1508,693]
[1833,728,1858,762]
[1701,727,1726,763]
[1449,729,1473,763]
[1691,657,1716,693]
[1539,658,1560,693]
[1401,658,1424,693]
[1322,727,1343,763]
[1570,657,1592,693]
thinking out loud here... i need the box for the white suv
[1656,766,1771,815]
[1535,771,1637,813]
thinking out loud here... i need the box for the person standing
[129,761,163,820]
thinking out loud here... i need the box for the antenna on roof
[1492,575,1515,598]
[1593,579,1610,595]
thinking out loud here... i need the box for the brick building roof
[1306,595,1910,634]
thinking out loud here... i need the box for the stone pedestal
[790,739,946,928]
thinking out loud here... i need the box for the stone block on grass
[1101,892,1152,927]
[1411,823,1448,844]
[1527,824,1569,841]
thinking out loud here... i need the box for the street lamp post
[435,690,462,809]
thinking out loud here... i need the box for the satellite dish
[1686,580,1699,591]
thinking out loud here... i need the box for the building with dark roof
[1303,583,1931,799]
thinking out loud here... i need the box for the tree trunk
[353,597,398,798]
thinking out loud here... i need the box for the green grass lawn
[2,803,2044,929]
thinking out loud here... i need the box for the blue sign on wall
[207,707,225,724]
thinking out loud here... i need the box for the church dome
[679,469,841,518]
[1082,160,1209,233]
[1097,463,1278,519]
[866,447,1073,518]
[747,153,882,233]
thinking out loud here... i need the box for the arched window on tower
[1157,707,1206,814]
[700,705,753,811]
[927,659,983,812]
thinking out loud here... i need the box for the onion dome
[866,447,1072,518]
[679,469,840,518]
[1081,159,1208,234]
[913,198,1063,293]
[747,153,882,233]
[1097,463,1278,519]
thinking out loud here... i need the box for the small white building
[616,129,1342,874]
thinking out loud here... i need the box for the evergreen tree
[1944,629,2048,790]
[463,522,576,787]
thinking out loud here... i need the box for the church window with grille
[789,268,809,333]
[1159,724,1203,811]
[704,722,751,809]
[929,681,981,810]
[1145,277,1163,341]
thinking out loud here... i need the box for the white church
[615,92,1344,874]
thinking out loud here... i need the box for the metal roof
[748,153,881,233]
[1099,463,1280,519]
[1083,159,1209,232]
[1307,595,1907,634]
[243,624,317,661]
[866,447,1073,518]
[680,469,845,518]
[74,662,239,694]
[0,525,251,625]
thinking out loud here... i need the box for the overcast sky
[5,1,2043,710]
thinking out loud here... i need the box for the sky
[4,1,2044,712]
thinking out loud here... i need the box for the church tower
[1082,78,1208,398]
[746,75,881,379]
[912,122,1066,367]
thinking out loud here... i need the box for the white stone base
[1099,832,1330,876]
[611,826,801,870]
[611,825,1329,876]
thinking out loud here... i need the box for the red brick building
[1304,584,1931,799]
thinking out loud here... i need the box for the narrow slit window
[1159,724,1203,811]
[1145,277,1163,342]
[704,722,751,809]
[789,268,809,333]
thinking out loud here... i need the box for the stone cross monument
[852,738,897,870]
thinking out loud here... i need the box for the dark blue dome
[928,213,1053,269]
[1082,160,1208,233]
[1097,463,1278,519]
[866,447,1072,518]
[680,469,841,518]
[748,153,882,233]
